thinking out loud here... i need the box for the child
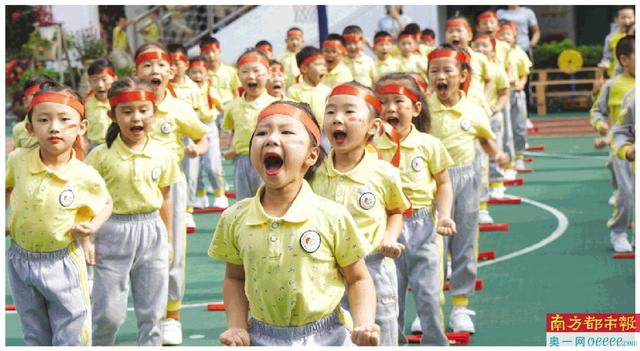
[287,46,331,135]
[86,77,181,345]
[85,59,118,149]
[375,73,456,345]
[322,34,354,88]
[6,81,112,345]
[420,28,436,48]
[342,25,376,87]
[599,6,635,78]
[133,42,210,345]
[427,45,508,333]
[591,35,635,252]
[187,57,228,209]
[200,37,241,110]
[209,100,380,346]
[110,16,137,67]
[222,49,277,200]
[612,88,635,163]
[255,40,274,60]
[12,75,54,149]
[475,11,511,68]
[310,82,410,345]
[279,27,304,88]
[139,8,161,43]
[396,29,428,78]
[267,59,288,100]
[373,31,403,82]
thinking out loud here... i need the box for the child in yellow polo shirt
[599,6,635,78]
[475,11,511,68]
[396,29,428,79]
[85,59,117,149]
[279,27,304,88]
[6,81,112,346]
[133,42,209,346]
[375,73,456,345]
[427,46,508,334]
[420,28,436,57]
[210,100,380,346]
[200,37,241,107]
[322,34,354,88]
[222,49,277,200]
[311,82,410,345]
[255,40,274,60]
[267,60,288,100]
[85,77,181,346]
[342,25,376,87]
[12,75,53,149]
[373,31,403,82]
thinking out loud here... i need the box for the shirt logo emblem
[59,189,75,207]
[300,230,321,253]
[359,192,376,210]
[161,121,172,134]
[411,156,425,172]
[151,167,162,181]
[460,119,472,131]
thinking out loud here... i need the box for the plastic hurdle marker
[527,126,539,133]
[207,303,225,311]
[612,253,635,259]
[479,223,509,231]
[225,191,236,199]
[6,304,16,311]
[523,157,534,163]
[194,207,226,214]
[488,197,522,205]
[477,251,496,261]
[406,332,471,345]
[516,168,534,173]
[187,227,196,234]
[504,178,524,186]
[444,279,483,291]
[525,145,545,151]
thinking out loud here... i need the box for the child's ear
[77,118,89,137]
[25,121,34,135]
[460,68,469,85]
[300,64,308,75]
[131,67,137,76]
[305,144,320,168]
[368,117,381,137]
[412,101,423,118]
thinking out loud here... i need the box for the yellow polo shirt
[375,126,454,209]
[466,48,492,116]
[428,92,494,166]
[84,95,112,145]
[222,91,277,156]
[344,54,376,87]
[172,76,202,111]
[85,136,181,214]
[486,59,510,107]
[398,53,427,76]
[418,44,434,59]
[310,150,409,250]
[195,83,218,124]
[209,181,371,327]
[150,92,209,161]
[323,62,353,88]
[12,119,38,149]
[374,57,403,82]
[141,19,160,43]
[607,31,627,78]
[286,80,332,127]
[112,26,128,51]
[509,46,532,80]
[208,63,241,105]
[6,147,109,252]
[278,49,300,88]
[495,39,511,69]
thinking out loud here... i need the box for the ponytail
[105,121,121,148]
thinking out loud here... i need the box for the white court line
[6,301,216,315]
[479,196,569,268]
[525,151,608,161]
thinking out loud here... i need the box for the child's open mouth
[272,82,282,90]
[247,82,258,89]
[263,152,284,176]
[333,130,347,145]
[436,83,448,95]
[150,78,162,89]
[451,40,461,47]
[130,126,144,136]
[386,117,400,127]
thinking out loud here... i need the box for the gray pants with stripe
[396,208,447,346]
[182,137,200,208]
[510,90,528,156]
[366,253,399,346]
[197,121,224,194]
[502,100,516,162]
[608,157,635,233]
[475,144,490,204]
[249,310,352,346]
[233,155,262,201]
[8,241,91,346]
[169,179,187,307]
[489,112,505,183]
[92,212,169,346]
[443,164,480,298]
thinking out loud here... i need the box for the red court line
[478,251,496,261]
[479,223,509,231]
[6,304,16,311]
[504,178,524,186]
[444,278,483,291]
[612,253,635,259]
[207,303,225,311]
[525,145,545,151]
[516,168,534,173]
[194,207,226,214]
[488,198,522,205]
[406,332,471,345]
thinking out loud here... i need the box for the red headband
[108,90,155,107]
[190,60,207,70]
[269,64,285,74]
[422,33,435,41]
[24,84,41,98]
[323,40,346,53]
[237,54,269,69]
[428,48,470,65]
[477,12,498,21]
[414,77,428,93]
[330,84,381,114]
[498,23,517,34]
[343,34,363,42]
[135,50,170,66]
[257,44,273,53]
[446,19,473,35]
[257,103,320,144]
[287,29,303,39]
[374,35,393,45]
[474,34,496,48]
[170,52,189,64]
[92,68,117,78]
[200,43,220,52]
[376,84,419,102]
[398,34,415,42]
[301,54,324,67]
[31,92,85,118]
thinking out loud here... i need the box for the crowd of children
[5,5,635,347]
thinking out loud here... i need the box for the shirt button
[271,222,279,229]
[270,236,277,242]
[40,185,46,192]
[338,176,344,182]
[336,190,343,196]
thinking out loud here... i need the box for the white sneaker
[410,316,422,334]
[479,210,494,225]
[446,260,452,280]
[449,307,476,333]
[504,169,518,181]
[206,186,214,195]
[490,186,506,200]
[193,195,209,209]
[185,212,196,229]
[212,195,229,209]
[515,159,526,170]
[608,194,616,206]
[610,232,633,252]
[526,119,534,129]
[162,318,183,345]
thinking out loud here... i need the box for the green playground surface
[4,134,636,346]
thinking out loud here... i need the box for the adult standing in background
[377,5,412,40]
[497,5,540,56]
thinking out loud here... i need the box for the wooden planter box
[530,67,601,115]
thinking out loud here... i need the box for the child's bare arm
[342,259,380,346]
[492,88,509,113]
[434,169,456,236]
[479,138,509,167]
[71,194,113,239]
[79,236,95,265]
[219,263,250,346]
[379,211,405,258]
[515,74,528,91]
[159,186,174,265]
[5,188,12,236]
[185,137,209,158]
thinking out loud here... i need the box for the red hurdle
[479,223,509,231]
[504,178,524,186]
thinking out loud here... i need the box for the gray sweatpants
[169,179,187,307]
[249,310,352,346]
[366,253,399,346]
[608,157,635,233]
[475,144,490,204]
[510,90,528,156]
[502,100,516,162]
[182,137,200,208]
[233,155,262,201]
[396,207,447,346]
[443,164,480,298]
[489,112,505,183]
[197,121,224,194]
[92,212,169,346]
[8,241,91,346]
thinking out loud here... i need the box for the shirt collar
[375,124,420,150]
[428,91,467,115]
[28,146,79,181]
[87,95,110,109]
[323,149,377,184]
[156,91,176,113]
[241,91,273,109]
[112,135,154,160]
[245,181,315,225]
